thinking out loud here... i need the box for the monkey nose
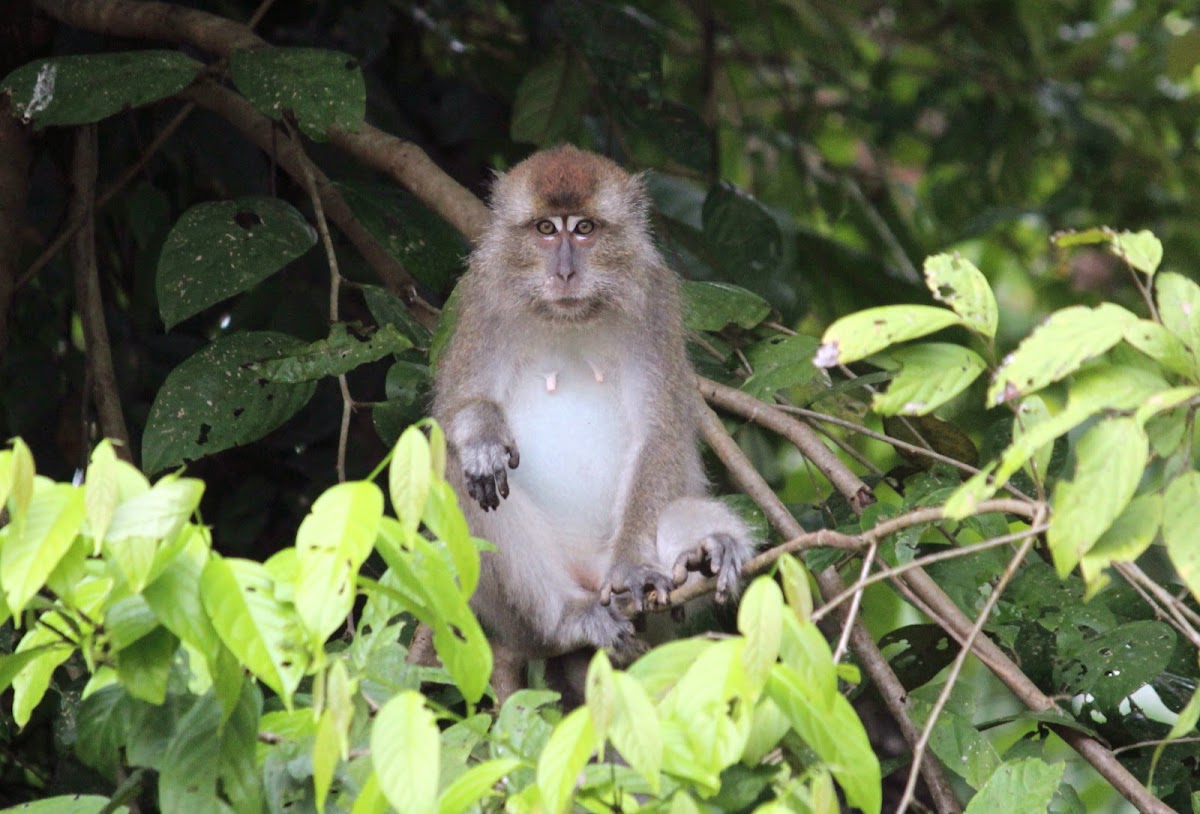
[555,239,576,280]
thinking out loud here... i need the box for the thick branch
[70,125,132,461]
[698,376,875,512]
[35,0,490,241]
[698,404,964,814]
[179,81,434,325]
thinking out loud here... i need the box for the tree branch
[70,124,132,461]
[698,403,964,814]
[34,0,490,240]
[698,375,876,512]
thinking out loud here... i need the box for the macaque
[432,145,754,699]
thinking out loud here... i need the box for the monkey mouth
[537,294,604,320]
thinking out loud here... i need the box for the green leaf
[5,438,35,520]
[361,284,433,347]
[681,281,771,332]
[1047,417,1148,577]
[1110,229,1163,276]
[201,556,308,704]
[1058,621,1175,711]
[373,692,440,814]
[156,197,316,329]
[1155,271,1200,366]
[987,304,1137,405]
[313,708,340,812]
[338,182,468,294]
[1164,471,1200,605]
[815,305,965,367]
[390,426,432,534]
[0,796,122,814]
[437,758,520,814]
[295,482,383,648]
[115,626,178,704]
[777,555,812,622]
[737,577,783,699]
[604,668,662,793]
[1080,493,1162,588]
[702,183,784,282]
[740,334,823,400]
[511,50,589,146]
[105,475,205,592]
[1124,319,1197,377]
[422,480,480,597]
[83,440,120,551]
[767,664,881,814]
[872,343,986,415]
[142,331,317,474]
[910,699,1001,790]
[1050,227,1111,249]
[159,682,263,813]
[373,361,431,447]
[252,323,411,383]
[1013,396,1053,483]
[558,0,662,102]
[923,253,998,339]
[537,707,597,814]
[230,47,365,141]
[1,481,84,615]
[1,51,201,127]
[963,758,1063,814]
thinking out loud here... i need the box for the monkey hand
[574,602,640,654]
[670,532,748,603]
[460,437,519,511]
[598,561,675,612]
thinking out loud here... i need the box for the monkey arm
[440,398,519,511]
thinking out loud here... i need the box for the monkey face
[528,213,606,318]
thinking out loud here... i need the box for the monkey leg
[656,496,754,603]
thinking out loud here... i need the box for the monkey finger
[671,559,688,586]
[480,477,498,510]
[599,583,613,606]
[506,446,520,469]
[496,468,510,499]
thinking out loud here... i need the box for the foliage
[3,1,1200,812]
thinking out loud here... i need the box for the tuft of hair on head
[490,145,648,228]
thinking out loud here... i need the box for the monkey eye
[573,219,596,236]
[535,219,557,235]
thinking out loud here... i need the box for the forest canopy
[1,1,1200,813]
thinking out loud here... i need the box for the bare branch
[70,124,132,462]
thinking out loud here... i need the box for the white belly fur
[506,351,630,542]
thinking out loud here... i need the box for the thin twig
[833,540,876,663]
[896,532,1037,814]
[293,133,352,483]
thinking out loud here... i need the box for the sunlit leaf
[923,253,998,339]
[1164,472,1200,605]
[872,343,986,415]
[815,306,964,367]
[962,758,1063,814]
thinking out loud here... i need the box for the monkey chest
[505,353,635,536]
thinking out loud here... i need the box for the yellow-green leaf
[872,343,986,415]
[923,253,998,339]
[373,691,439,814]
[1164,472,1200,605]
[815,305,964,368]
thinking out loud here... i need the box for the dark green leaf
[682,281,771,331]
[740,334,823,399]
[557,0,662,103]
[142,332,316,474]
[1,51,201,127]
[157,197,316,329]
[230,47,365,140]
[511,51,589,146]
[702,183,784,283]
[362,284,433,347]
[338,182,467,294]
[372,362,431,447]
[1058,621,1177,711]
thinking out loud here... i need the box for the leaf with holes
[157,197,315,329]
[142,331,316,475]
[923,254,998,339]
[251,323,411,383]
[231,48,365,140]
[872,343,986,415]
[740,334,823,400]
[986,303,1137,405]
[1057,621,1176,711]
[1,51,201,127]
[816,306,964,367]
